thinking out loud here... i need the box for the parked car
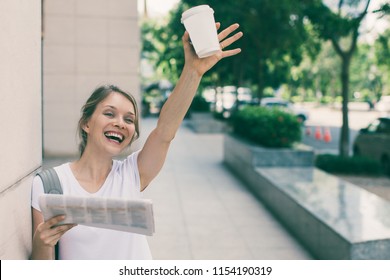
[260,97,309,123]
[214,86,254,119]
[376,96,390,115]
[142,79,173,115]
[353,117,390,175]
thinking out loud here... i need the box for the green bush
[315,154,382,175]
[231,106,301,148]
[213,111,226,120]
[190,95,210,112]
[320,96,334,104]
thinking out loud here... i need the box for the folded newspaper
[39,194,155,236]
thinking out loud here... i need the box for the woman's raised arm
[137,23,243,190]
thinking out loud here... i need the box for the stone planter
[223,134,315,216]
[223,133,315,169]
[187,112,232,133]
[223,133,390,260]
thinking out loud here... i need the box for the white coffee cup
[181,5,220,58]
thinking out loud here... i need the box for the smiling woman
[30,19,243,260]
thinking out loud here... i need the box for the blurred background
[139,0,390,176]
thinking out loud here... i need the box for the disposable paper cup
[181,5,220,58]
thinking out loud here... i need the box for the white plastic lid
[181,5,214,23]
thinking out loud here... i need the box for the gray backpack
[37,168,63,195]
[36,168,63,259]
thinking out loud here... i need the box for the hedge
[315,154,382,176]
[190,95,210,112]
[231,106,301,148]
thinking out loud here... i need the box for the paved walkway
[43,117,313,260]
[140,118,313,260]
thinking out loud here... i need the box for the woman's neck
[70,149,113,193]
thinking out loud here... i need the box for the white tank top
[31,151,152,260]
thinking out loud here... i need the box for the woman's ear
[82,122,90,134]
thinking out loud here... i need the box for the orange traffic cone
[323,127,332,143]
[305,126,311,136]
[315,127,322,140]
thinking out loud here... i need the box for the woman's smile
[104,131,125,144]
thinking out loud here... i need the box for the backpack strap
[36,168,63,195]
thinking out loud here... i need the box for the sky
[137,0,180,18]
[360,0,389,43]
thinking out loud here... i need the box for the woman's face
[83,92,137,156]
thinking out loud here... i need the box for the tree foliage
[375,28,390,71]
[143,0,320,97]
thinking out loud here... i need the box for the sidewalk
[140,118,313,260]
[43,117,313,260]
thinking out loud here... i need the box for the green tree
[374,28,390,98]
[141,15,184,84]
[286,23,389,106]
[229,0,315,99]
[144,0,317,98]
[350,43,382,102]
[304,0,374,157]
[287,41,340,103]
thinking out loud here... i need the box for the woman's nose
[114,118,125,129]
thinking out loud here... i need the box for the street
[301,103,381,155]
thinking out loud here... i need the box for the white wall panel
[0,0,41,259]
[44,0,140,156]
[0,0,41,192]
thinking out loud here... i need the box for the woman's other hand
[31,213,77,259]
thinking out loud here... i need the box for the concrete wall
[43,0,141,156]
[0,0,42,259]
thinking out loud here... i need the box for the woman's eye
[125,118,134,124]
[104,112,114,117]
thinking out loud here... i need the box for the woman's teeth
[104,132,124,143]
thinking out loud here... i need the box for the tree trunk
[257,59,266,102]
[328,0,370,158]
[339,54,351,157]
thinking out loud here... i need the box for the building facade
[43,0,140,156]
[0,0,42,259]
